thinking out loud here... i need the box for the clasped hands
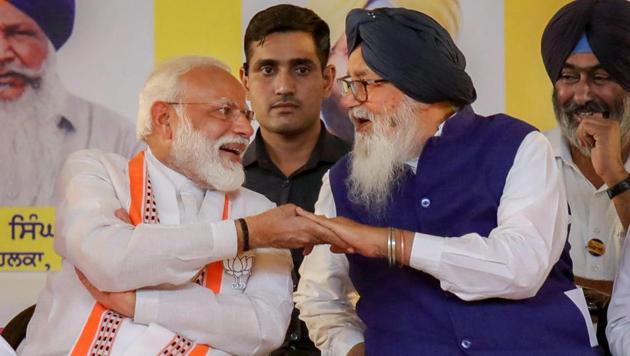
[75,204,387,318]
[244,203,385,256]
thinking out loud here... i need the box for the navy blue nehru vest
[330,109,599,356]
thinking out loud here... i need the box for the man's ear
[322,64,336,96]
[240,66,249,89]
[150,101,173,140]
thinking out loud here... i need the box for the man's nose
[232,112,254,139]
[340,89,360,109]
[573,76,594,105]
[274,70,296,96]
[0,35,16,65]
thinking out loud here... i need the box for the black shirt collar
[243,121,350,173]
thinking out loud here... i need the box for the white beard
[553,92,630,157]
[0,51,66,205]
[167,112,247,192]
[349,96,422,215]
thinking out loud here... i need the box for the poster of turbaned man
[0,0,569,326]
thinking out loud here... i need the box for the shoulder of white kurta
[63,148,128,171]
[57,149,130,196]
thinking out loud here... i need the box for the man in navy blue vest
[294,7,600,356]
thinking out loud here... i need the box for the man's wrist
[602,168,629,189]
[237,218,250,251]
[607,174,630,199]
[235,219,244,252]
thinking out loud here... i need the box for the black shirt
[243,123,350,354]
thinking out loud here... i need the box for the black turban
[345,7,476,106]
[541,0,630,91]
[8,0,75,50]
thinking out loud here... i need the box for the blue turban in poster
[345,7,476,106]
[8,0,75,50]
[541,0,630,91]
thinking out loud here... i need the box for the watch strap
[607,175,630,199]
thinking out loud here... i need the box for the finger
[581,134,595,148]
[330,244,354,254]
[576,125,594,148]
[296,207,334,226]
[75,268,88,285]
[281,203,297,213]
[303,244,314,256]
[311,224,352,250]
[295,208,353,249]
[115,208,132,224]
[76,271,104,301]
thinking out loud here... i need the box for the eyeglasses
[336,76,389,103]
[166,102,255,123]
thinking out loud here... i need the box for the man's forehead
[249,31,319,63]
[0,2,38,27]
[180,68,245,103]
[347,47,380,79]
[563,53,603,70]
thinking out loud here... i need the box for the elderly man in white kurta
[18,56,303,355]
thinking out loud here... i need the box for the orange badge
[587,238,606,257]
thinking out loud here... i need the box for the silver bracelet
[387,227,396,267]
[399,229,405,267]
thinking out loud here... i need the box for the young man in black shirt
[240,4,351,355]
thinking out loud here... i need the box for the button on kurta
[420,198,431,208]
[461,339,472,349]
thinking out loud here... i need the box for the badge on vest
[587,238,606,257]
[224,254,254,290]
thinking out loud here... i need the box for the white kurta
[545,127,627,281]
[607,231,630,356]
[295,131,593,355]
[19,149,293,356]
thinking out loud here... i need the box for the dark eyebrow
[348,69,369,78]
[252,59,278,69]
[2,22,37,32]
[290,58,316,67]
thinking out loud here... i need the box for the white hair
[136,56,231,140]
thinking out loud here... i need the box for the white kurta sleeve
[295,173,365,356]
[607,230,630,356]
[54,150,238,292]
[409,131,569,300]
[134,247,293,356]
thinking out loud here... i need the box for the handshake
[241,204,402,259]
[114,203,398,258]
[239,203,352,255]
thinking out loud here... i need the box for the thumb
[115,208,132,224]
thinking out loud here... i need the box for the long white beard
[349,96,422,215]
[168,112,247,192]
[0,51,66,205]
